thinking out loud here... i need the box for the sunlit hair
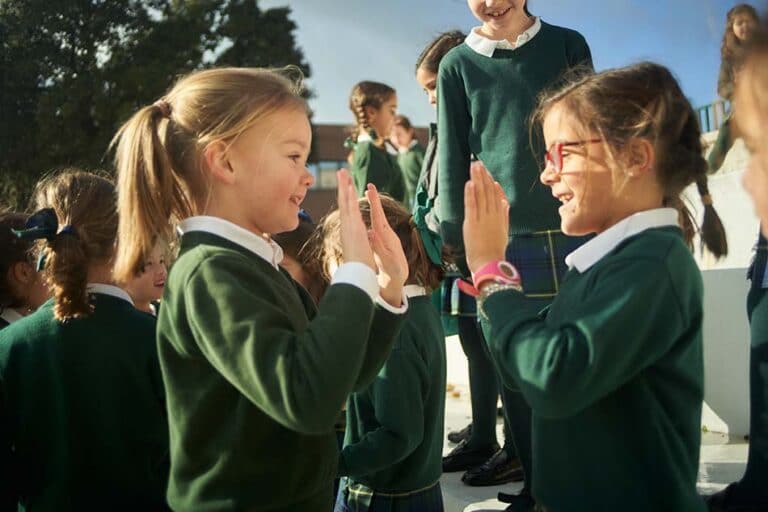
[316,195,445,292]
[32,170,117,320]
[415,30,466,75]
[348,81,395,142]
[534,62,727,258]
[111,66,307,283]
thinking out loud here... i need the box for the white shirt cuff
[376,291,409,315]
[331,262,378,301]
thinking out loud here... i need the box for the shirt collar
[465,16,541,57]
[179,216,284,268]
[404,285,428,298]
[87,283,135,306]
[565,208,680,273]
[0,308,24,325]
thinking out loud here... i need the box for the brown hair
[0,210,35,309]
[317,195,444,292]
[393,114,413,132]
[348,81,396,142]
[415,30,466,75]
[272,217,327,303]
[112,66,307,284]
[32,170,118,320]
[722,4,759,60]
[535,62,728,258]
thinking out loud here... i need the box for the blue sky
[262,0,748,127]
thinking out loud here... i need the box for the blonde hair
[112,66,307,283]
[32,170,117,321]
[317,195,444,292]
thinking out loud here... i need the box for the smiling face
[467,0,529,40]
[539,102,624,236]
[125,244,167,310]
[225,106,314,236]
[735,60,768,237]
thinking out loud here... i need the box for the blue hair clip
[298,209,313,223]
[58,225,77,237]
[13,208,58,241]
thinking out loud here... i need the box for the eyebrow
[281,138,310,149]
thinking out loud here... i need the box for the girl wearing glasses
[460,61,726,511]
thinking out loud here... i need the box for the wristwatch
[456,260,522,297]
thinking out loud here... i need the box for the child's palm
[365,184,409,290]
[337,170,376,271]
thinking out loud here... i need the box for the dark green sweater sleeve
[351,143,372,197]
[437,53,472,255]
[337,340,427,477]
[565,29,593,69]
[185,254,378,435]
[353,306,405,392]
[481,259,686,419]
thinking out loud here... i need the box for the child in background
[708,15,768,512]
[438,1,593,500]
[0,210,49,328]
[272,210,327,304]
[708,3,759,173]
[123,242,167,315]
[462,62,726,511]
[319,195,446,512]
[0,170,168,510]
[390,115,425,207]
[112,67,410,512]
[347,81,406,203]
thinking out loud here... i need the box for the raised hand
[463,161,509,275]
[365,184,409,307]
[337,169,376,271]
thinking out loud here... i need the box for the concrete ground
[438,336,749,512]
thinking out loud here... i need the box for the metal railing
[697,99,731,133]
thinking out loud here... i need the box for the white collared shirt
[404,285,427,298]
[179,216,284,269]
[565,208,680,273]
[0,308,24,325]
[398,140,420,155]
[87,283,135,306]
[465,16,542,57]
[178,216,408,314]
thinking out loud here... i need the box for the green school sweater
[159,231,404,512]
[0,295,168,511]
[480,227,705,511]
[350,141,406,203]
[437,21,592,252]
[398,143,426,207]
[337,295,446,493]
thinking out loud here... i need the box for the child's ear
[203,141,237,185]
[10,261,35,288]
[626,138,654,177]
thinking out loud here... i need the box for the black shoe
[706,483,768,512]
[498,488,537,512]
[447,423,472,444]
[442,439,499,473]
[461,448,524,486]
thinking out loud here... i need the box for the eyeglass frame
[545,139,603,174]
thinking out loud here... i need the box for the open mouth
[555,193,574,211]
[486,6,512,19]
[154,280,166,288]
[289,195,304,207]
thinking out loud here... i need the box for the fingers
[365,184,393,239]
[465,180,478,224]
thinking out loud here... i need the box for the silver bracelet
[478,283,523,321]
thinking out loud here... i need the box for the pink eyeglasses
[545,139,602,174]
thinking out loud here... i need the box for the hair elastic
[153,99,171,118]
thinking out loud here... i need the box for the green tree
[0,0,310,209]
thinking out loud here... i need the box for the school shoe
[461,448,524,486]
[442,439,499,472]
[498,489,537,512]
[447,423,472,444]
[706,483,768,512]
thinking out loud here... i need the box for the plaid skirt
[505,230,590,300]
[334,478,443,512]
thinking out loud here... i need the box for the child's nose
[303,166,315,187]
[540,162,559,186]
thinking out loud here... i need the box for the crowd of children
[0,1,767,512]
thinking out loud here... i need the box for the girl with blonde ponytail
[112,66,410,511]
[0,169,168,510]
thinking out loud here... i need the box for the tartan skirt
[334,478,444,512]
